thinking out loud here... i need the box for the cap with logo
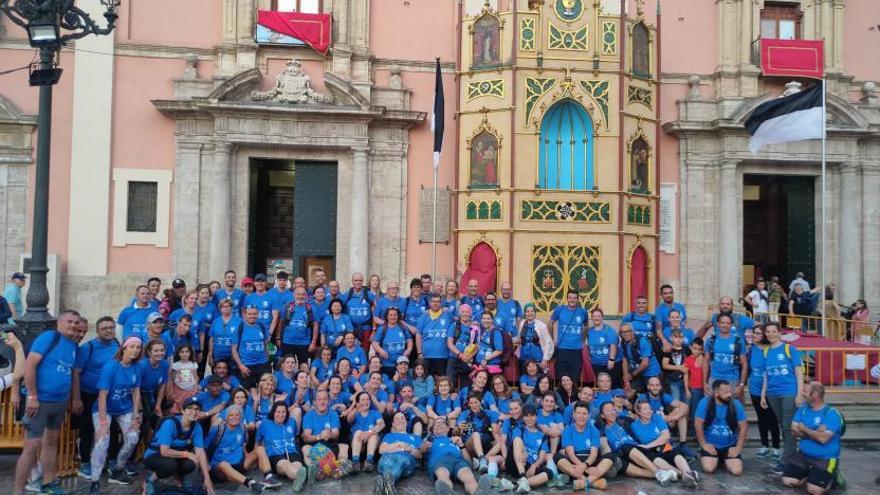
[172,278,186,289]
[241,277,254,286]
[147,312,164,324]
[182,397,202,410]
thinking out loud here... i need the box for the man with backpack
[782,381,846,495]
[231,306,272,390]
[703,314,749,399]
[694,379,748,476]
[342,272,375,348]
[697,296,756,341]
[143,397,215,495]
[71,316,121,480]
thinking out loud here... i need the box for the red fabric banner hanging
[460,242,498,297]
[257,10,332,54]
[760,39,824,79]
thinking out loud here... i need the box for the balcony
[751,38,824,79]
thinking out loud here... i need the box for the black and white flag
[745,83,824,154]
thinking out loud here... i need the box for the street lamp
[0,0,120,348]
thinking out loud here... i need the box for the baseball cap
[241,277,254,286]
[207,375,224,385]
[611,389,625,398]
[182,397,202,410]
[147,312,164,324]
[522,404,538,416]
[396,356,409,365]
[11,272,26,281]
[254,273,267,282]
[276,271,289,280]
[172,278,186,289]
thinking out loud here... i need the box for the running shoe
[516,476,531,493]
[262,473,282,488]
[108,468,133,485]
[475,474,495,495]
[293,466,307,493]
[383,471,397,495]
[76,463,92,480]
[756,446,770,459]
[373,474,386,495]
[435,479,453,495]
[39,481,69,495]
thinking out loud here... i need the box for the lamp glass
[28,24,59,46]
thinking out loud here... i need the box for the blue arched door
[538,99,595,190]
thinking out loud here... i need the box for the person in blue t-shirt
[619,323,661,394]
[117,285,154,342]
[269,272,294,333]
[374,281,405,328]
[254,402,307,490]
[346,391,387,474]
[782,382,844,495]
[638,376,693,456]
[310,346,335,388]
[415,294,453,376]
[204,404,266,493]
[629,399,700,486]
[139,338,170,433]
[195,375,231,423]
[495,283,523,338]
[426,376,462,427]
[621,295,657,341]
[169,291,205,359]
[300,389,348,467]
[231,306,271,390]
[279,287,317,367]
[555,401,613,490]
[704,314,748,398]
[142,398,215,495]
[662,309,696,348]
[194,285,220,361]
[475,312,504,370]
[534,393,563,454]
[586,308,620,387]
[400,278,428,329]
[596,401,677,485]
[374,411,424,495]
[761,322,805,467]
[243,274,278,335]
[655,285,688,342]
[87,337,143,489]
[14,311,81,495]
[336,331,368,375]
[341,272,375,342]
[550,291,587,382]
[694,379,747,476]
[460,279,485,322]
[457,393,501,469]
[698,296,756,341]
[371,307,413,377]
[318,297,351,352]
[424,419,493,495]
[208,299,242,369]
[507,404,553,491]
[212,270,245,313]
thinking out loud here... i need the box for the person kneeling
[424,420,495,495]
[555,401,613,490]
[205,405,265,493]
[374,412,425,495]
[255,402,308,492]
[142,398,215,495]
[694,379,747,476]
[781,382,845,495]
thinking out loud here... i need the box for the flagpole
[820,77,827,335]
[432,160,438,283]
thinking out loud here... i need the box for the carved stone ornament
[250,59,333,104]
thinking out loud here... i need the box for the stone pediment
[732,91,870,130]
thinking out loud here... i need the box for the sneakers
[478,457,488,473]
[39,481,69,495]
[88,482,100,494]
[293,466,308,493]
[307,464,320,484]
[262,473,282,488]
[434,479,453,495]
[383,471,398,495]
[108,468,134,485]
[589,478,608,490]
[756,446,771,459]
[515,476,531,493]
[770,448,783,461]
[682,471,699,487]
[76,463,92,480]
[607,455,623,478]
[493,477,515,492]
[373,474,386,495]
[654,469,675,486]
[771,463,785,475]
[352,462,362,475]
[363,461,375,473]
[472,458,481,471]
[24,480,41,493]
[476,474,495,495]
[248,480,266,494]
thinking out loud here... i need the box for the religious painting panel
[629,137,650,194]
[469,131,500,188]
[532,245,600,314]
[472,15,501,68]
[631,22,651,78]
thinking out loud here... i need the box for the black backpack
[237,321,269,343]
[702,399,740,436]
[707,334,743,371]
[205,423,227,460]
[150,416,196,451]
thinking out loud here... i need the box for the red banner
[760,39,824,79]
[257,10,332,54]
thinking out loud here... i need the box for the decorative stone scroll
[250,59,333,104]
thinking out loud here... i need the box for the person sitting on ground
[782,381,845,495]
[423,419,495,495]
[629,399,700,486]
[394,382,427,436]
[507,404,555,493]
[694,379,747,476]
[254,401,308,492]
[200,360,241,392]
[427,376,462,429]
[596,401,677,486]
[195,375,232,429]
[374,411,425,495]
[346,390,386,473]
[563,385,595,424]
[301,388,350,481]
[205,405,265,493]
[535,392,564,454]
[457,392,503,472]
[637,376,694,457]
[555,401,613,491]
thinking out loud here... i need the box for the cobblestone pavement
[2,445,879,494]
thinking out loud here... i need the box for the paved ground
[2,444,879,495]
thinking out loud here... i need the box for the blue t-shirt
[636,392,674,415]
[219,404,256,427]
[427,395,459,416]
[209,316,242,361]
[193,303,218,334]
[138,357,170,397]
[244,291,277,328]
[372,324,411,367]
[476,327,504,365]
[491,392,521,414]
[457,409,500,433]
[622,338,661,377]
[310,299,330,322]
[400,296,427,327]
[234,322,269,366]
[587,324,618,366]
[441,297,460,316]
[4,283,22,322]
[195,390,231,412]
[629,414,668,444]
[302,409,341,436]
[519,374,539,391]
[710,313,755,340]
[551,305,586,350]
[748,346,766,397]
[520,428,548,464]
[117,304,153,342]
[145,417,204,458]
[562,422,601,455]
[460,295,485,321]
[271,289,294,317]
[458,387,495,411]
[213,288,245,313]
[199,374,241,390]
[655,302,687,330]
[273,371,295,396]
[621,311,656,340]
[161,329,197,360]
[311,359,335,384]
[319,314,352,348]
[75,338,120,394]
[708,334,746,382]
[427,435,463,465]
[381,432,422,458]
[336,345,367,371]
[257,419,298,457]
[603,422,637,452]
[287,387,316,410]
[359,374,396,395]
[662,326,696,346]
[695,397,746,449]
[95,360,141,415]
[536,409,563,429]
[518,321,544,362]
[763,344,802,398]
[31,330,78,402]
[206,423,246,467]
[350,409,383,437]
[417,311,453,359]
[495,299,523,337]
[282,303,315,346]
[375,296,405,322]
[342,289,374,327]
[168,309,203,352]
[793,405,842,459]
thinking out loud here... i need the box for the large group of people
[4,270,850,495]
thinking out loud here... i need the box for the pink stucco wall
[369,0,457,62]
[844,1,880,83]
[116,0,223,49]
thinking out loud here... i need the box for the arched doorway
[460,241,498,296]
[629,246,648,311]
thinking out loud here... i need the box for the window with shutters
[126,181,158,232]
[760,2,801,40]
[112,169,173,247]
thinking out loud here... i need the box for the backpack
[237,321,269,344]
[344,288,374,323]
[375,322,412,347]
[821,405,846,438]
[762,343,804,376]
[708,334,743,370]
[150,416,196,451]
[625,311,663,359]
[621,336,645,367]
[702,399,740,437]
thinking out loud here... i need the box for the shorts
[612,444,649,473]
[700,446,741,461]
[428,454,470,480]
[239,361,271,389]
[641,445,681,464]
[553,451,612,467]
[210,462,246,482]
[424,358,448,377]
[269,453,303,474]
[782,451,837,489]
[504,456,552,479]
[23,400,69,439]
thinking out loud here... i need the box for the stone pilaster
[718,161,740,299]
[838,164,861,303]
[209,142,232,278]
[173,141,204,282]
[349,149,370,275]
[862,166,880,306]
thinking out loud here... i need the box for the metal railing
[0,389,79,476]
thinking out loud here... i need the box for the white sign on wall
[659,183,677,254]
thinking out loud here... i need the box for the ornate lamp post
[0,0,120,347]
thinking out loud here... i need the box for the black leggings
[750,394,780,449]
[145,453,197,480]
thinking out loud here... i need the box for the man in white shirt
[747,279,770,324]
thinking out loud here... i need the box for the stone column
[863,166,880,307]
[349,149,370,274]
[718,161,739,299]
[173,141,203,282]
[838,164,861,303]
[209,143,232,278]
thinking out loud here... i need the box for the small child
[168,343,199,413]
[661,329,691,402]
[519,359,541,396]
[411,360,435,403]
[683,337,705,422]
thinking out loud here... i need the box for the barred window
[126,181,158,233]
[273,0,321,13]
